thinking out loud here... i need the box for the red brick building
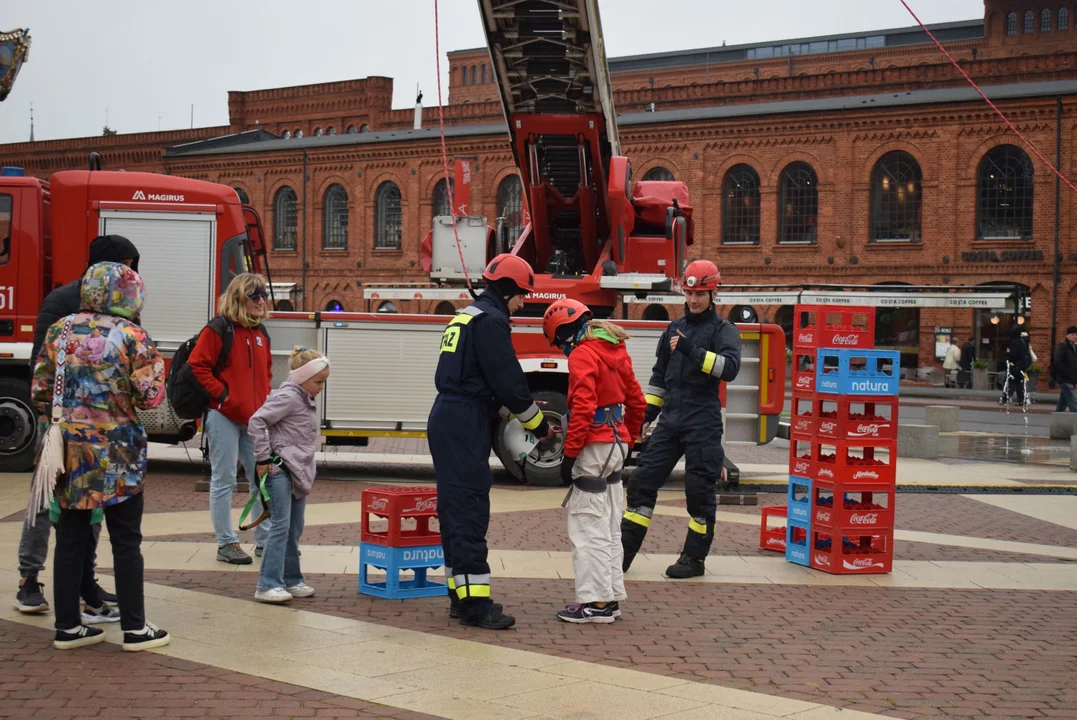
[2,0,1076,372]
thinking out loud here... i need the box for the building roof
[447,20,983,71]
[165,79,1077,158]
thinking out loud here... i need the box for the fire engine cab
[0,164,266,472]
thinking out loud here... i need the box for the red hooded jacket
[188,322,273,426]
[563,333,647,459]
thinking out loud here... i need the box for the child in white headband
[247,347,330,604]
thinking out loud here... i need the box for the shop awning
[623,290,1015,310]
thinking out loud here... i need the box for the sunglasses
[247,290,270,303]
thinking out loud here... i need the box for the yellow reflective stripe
[688,518,708,535]
[644,394,664,408]
[447,577,456,591]
[520,411,545,431]
[624,511,651,528]
[701,351,717,375]
[456,584,492,599]
[449,313,475,327]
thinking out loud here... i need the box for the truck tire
[491,389,569,486]
[0,376,37,474]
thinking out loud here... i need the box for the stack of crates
[358,486,447,598]
[786,305,900,575]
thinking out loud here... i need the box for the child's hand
[256,463,273,480]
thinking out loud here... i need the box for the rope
[898,0,1077,197]
[433,0,478,298]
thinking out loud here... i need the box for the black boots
[665,553,705,579]
[459,603,515,630]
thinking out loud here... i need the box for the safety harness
[562,403,626,506]
[238,455,286,531]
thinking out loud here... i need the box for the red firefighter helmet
[542,299,593,346]
[682,259,720,291]
[483,253,536,294]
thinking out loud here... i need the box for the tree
[102,126,117,136]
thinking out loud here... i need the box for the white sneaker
[285,583,315,598]
[81,604,121,624]
[254,587,293,604]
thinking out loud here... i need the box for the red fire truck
[0,164,266,471]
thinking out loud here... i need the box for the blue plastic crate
[785,518,810,566]
[359,542,447,599]
[815,349,900,396]
[787,475,812,523]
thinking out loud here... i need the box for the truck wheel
[0,377,37,473]
[491,389,568,486]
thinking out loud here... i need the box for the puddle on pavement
[940,433,1070,466]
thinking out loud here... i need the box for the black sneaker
[609,601,622,619]
[459,605,516,630]
[14,575,48,614]
[123,622,170,652]
[81,604,121,625]
[556,602,616,624]
[54,625,105,650]
[666,554,706,579]
[93,579,118,607]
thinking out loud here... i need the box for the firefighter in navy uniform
[428,253,553,630]
[621,260,742,579]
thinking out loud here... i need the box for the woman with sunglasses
[188,273,274,565]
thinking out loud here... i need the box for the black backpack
[167,317,235,420]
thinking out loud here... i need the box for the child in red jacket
[542,299,646,623]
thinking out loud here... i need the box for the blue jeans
[206,410,269,547]
[1058,382,1077,412]
[256,467,306,591]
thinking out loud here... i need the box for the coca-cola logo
[796,376,811,388]
[795,419,810,430]
[853,470,880,480]
[849,513,879,525]
[766,537,785,548]
[813,553,831,567]
[820,421,836,433]
[798,332,813,344]
[843,557,883,570]
[831,333,859,346]
[818,467,833,478]
[793,460,810,473]
[368,498,389,512]
[853,423,885,436]
[816,510,831,522]
[403,497,438,513]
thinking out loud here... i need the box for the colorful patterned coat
[31,262,165,510]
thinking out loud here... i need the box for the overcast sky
[0,0,984,145]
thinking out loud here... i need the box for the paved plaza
[2,446,1077,720]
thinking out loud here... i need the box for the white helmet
[502,418,538,462]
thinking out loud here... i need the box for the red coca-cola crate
[816,396,899,441]
[789,433,814,478]
[793,304,875,350]
[759,505,787,553]
[813,439,896,486]
[809,529,893,574]
[361,486,440,547]
[790,393,817,436]
[811,482,894,531]
[792,351,817,393]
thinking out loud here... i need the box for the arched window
[471,65,477,85]
[274,299,295,312]
[374,181,402,250]
[977,145,1034,240]
[322,184,349,250]
[642,166,675,181]
[314,127,324,137]
[497,175,524,247]
[359,124,370,133]
[1042,8,1052,31]
[774,305,795,348]
[327,126,336,135]
[433,177,454,218]
[642,304,670,321]
[295,129,304,139]
[481,64,487,84]
[1024,10,1035,33]
[778,162,818,244]
[870,151,922,242]
[273,187,298,251]
[324,299,345,312]
[282,129,292,139]
[462,66,468,85]
[1059,7,1069,29]
[434,301,456,315]
[376,301,398,313]
[1006,12,1017,34]
[346,125,358,134]
[721,164,760,245]
[234,187,250,205]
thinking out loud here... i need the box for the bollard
[1050,412,1077,440]
[897,423,939,459]
[1070,436,1077,472]
[924,405,959,433]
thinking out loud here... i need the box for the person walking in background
[1053,326,1077,412]
[247,347,329,604]
[14,234,139,616]
[959,336,975,389]
[33,262,169,650]
[187,273,274,565]
[1002,326,1033,406]
[943,339,962,388]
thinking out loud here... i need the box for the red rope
[433,0,475,294]
[899,0,1077,196]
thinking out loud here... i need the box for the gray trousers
[18,506,101,577]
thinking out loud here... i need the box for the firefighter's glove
[673,331,696,357]
[535,417,553,441]
[644,403,662,424]
[560,454,577,485]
